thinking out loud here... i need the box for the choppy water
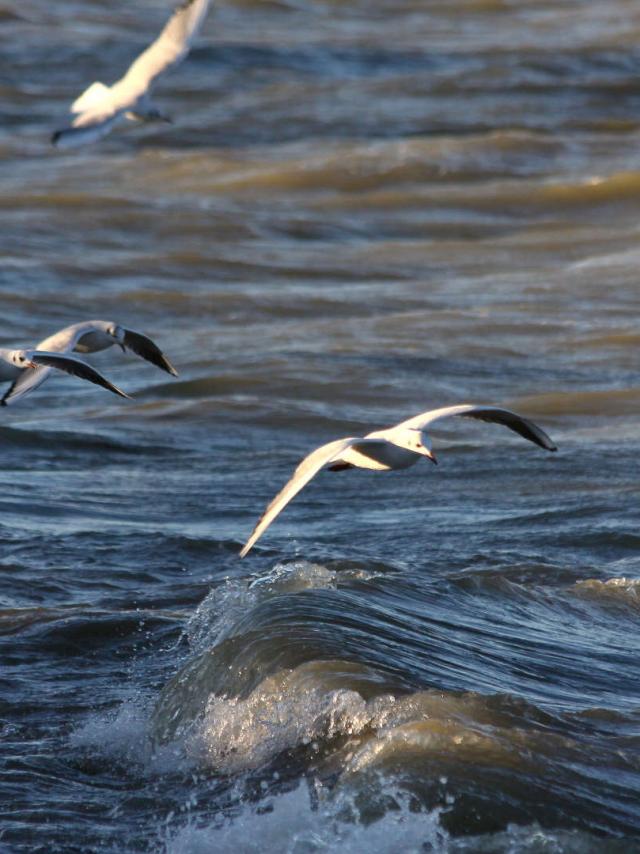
[1,0,640,851]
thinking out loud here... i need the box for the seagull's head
[391,428,437,464]
[143,107,173,125]
[108,324,126,352]
[10,349,36,369]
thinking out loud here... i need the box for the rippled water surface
[1,0,640,851]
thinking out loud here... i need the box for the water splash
[186,559,378,654]
[164,779,448,854]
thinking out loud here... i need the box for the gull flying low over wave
[240,404,557,557]
[52,0,211,148]
[2,320,178,406]
[0,348,130,406]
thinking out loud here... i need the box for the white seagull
[0,348,130,405]
[2,320,178,406]
[240,404,557,557]
[52,0,212,148]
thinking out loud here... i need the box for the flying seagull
[2,320,178,406]
[52,0,212,148]
[240,404,557,557]
[0,348,130,405]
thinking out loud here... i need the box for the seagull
[0,348,130,405]
[52,0,212,148]
[2,320,178,406]
[240,404,557,557]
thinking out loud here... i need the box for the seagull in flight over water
[52,0,212,148]
[240,404,557,557]
[0,348,130,405]
[2,320,178,406]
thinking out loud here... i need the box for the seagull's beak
[416,444,437,464]
[26,361,37,369]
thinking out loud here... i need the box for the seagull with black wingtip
[240,403,557,557]
[0,347,130,405]
[52,0,212,148]
[2,320,178,406]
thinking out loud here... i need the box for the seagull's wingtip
[112,385,133,400]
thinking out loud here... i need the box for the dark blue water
[1,1,640,851]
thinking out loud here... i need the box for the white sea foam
[165,780,448,854]
[71,561,382,778]
[165,780,624,854]
[70,696,196,777]
[70,697,153,763]
[193,664,398,773]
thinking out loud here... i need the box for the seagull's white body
[52,0,212,148]
[2,320,177,406]
[240,404,557,557]
[0,348,130,405]
[332,438,418,471]
[38,321,115,355]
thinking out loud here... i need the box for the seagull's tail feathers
[71,81,111,114]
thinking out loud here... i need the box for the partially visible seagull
[0,348,130,405]
[2,321,178,406]
[52,0,212,148]
[239,404,557,557]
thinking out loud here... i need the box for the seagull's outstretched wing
[398,404,557,452]
[71,81,112,115]
[2,366,51,406]
[2,350,129,406]
[52,114,123,149]
[240,437,364,558]
[29,352,131,399]
[52,0,211,148]
[122,327,178,376]
[36,321,101,353]
[121,0,211,93]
